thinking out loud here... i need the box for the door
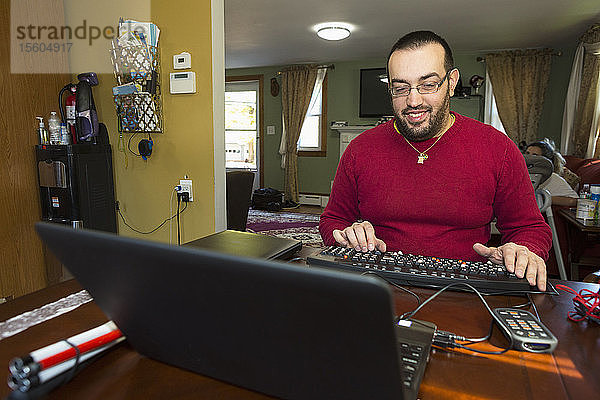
[225,76,263,192]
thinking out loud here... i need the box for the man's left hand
[473,242,547,291]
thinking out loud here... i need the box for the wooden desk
[558,208,600,280]
[0,277,598,400]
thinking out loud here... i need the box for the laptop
[35,222,435,400]
[184,229,301,260]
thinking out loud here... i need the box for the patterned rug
[246,209,324,247]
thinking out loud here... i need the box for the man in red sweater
[319,31,552,290]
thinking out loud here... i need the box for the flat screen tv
[359,68,394,118]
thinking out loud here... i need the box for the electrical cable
[360,271,421,306]
[399,282,514,355]
[286,257,306,263]
[509,299,533,309]
[459,321,494,344]
[118,133,128,169]
[169,187,177,245]
[527,293,541,321]
[372,279,558,297]
[177,195,181,246]
[118,202,188,235]
[127,133,141,157]
[62,339,81,384]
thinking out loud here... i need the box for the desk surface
[558,208,600,232]
[0,276,598,399]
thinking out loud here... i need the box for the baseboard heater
[299,194,329,207]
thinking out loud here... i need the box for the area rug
[246,209,324,247]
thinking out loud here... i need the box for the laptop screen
[36,223,406,400]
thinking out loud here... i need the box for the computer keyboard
[307,246,537,293]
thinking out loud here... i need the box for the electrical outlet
[179,179,193,202]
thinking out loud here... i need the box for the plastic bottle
[576,184,595,220]
[59,123,70,145]
[36,117,49,144]
[590,185,600,221]
[48,111,61,145]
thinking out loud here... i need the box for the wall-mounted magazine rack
[109,44,163,133]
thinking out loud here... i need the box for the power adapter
[177,192,190,202]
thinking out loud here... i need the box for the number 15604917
[19,42,72,53]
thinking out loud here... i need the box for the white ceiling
[225,0,600,69]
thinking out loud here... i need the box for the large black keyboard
[307,246,537,293]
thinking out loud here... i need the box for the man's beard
[392,89,451,142]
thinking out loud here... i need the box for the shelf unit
[109,44,163,133]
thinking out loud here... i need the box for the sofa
[548,156,600,279]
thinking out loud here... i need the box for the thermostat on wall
[170,72,196,94]
[173,52,191,69]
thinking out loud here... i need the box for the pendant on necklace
[417,153,428,164]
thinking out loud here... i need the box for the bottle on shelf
[48,111,61,145]
[60,123,70,145]
[36,116,49,145]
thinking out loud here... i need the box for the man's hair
[387,31,454,72]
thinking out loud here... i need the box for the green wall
[538,47,575,145]
[227,47,574,194]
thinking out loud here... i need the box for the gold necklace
[394,114,455,164]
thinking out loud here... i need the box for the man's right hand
[332,221,387,252]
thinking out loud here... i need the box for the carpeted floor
[246,209,324,247]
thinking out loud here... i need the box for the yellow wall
[92,0,216,243]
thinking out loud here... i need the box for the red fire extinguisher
[65,87,77,144]
[59,83,77,144]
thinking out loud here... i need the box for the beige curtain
[280,65,318,202]
[486,49,553,144]
[571,25,600,158]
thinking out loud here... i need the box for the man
[319,31,552,290]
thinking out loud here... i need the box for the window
[225,81,258,170]
[483,70,507,135]
[298,72,327,156]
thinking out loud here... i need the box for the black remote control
[493,308,558,353]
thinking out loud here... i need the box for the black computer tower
[36,144,117,233]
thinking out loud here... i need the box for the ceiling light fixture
[314,23,352,41]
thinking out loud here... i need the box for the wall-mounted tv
[359,68,394,118]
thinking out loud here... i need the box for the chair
[226,170,255,231]
[524,154,568,280]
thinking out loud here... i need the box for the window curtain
[483,70,507,135]
[486,49,553,144]
[278,65,318,202]
[561,25,600,158]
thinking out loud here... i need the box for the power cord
[118,200,188,235]
[169,187,177,244]
[360,271,421,306]
[177,194,181,245]
[399,282,514,355]
[127,133,141,157]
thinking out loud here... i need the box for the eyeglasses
[389,69,453,97]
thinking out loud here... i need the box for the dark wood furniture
[0,276,598,400]
[558,208,600,280]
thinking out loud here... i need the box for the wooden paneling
[0,0,70,298]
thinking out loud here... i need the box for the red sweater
[319,113,552,261]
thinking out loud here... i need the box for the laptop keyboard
[307,246,535,293]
